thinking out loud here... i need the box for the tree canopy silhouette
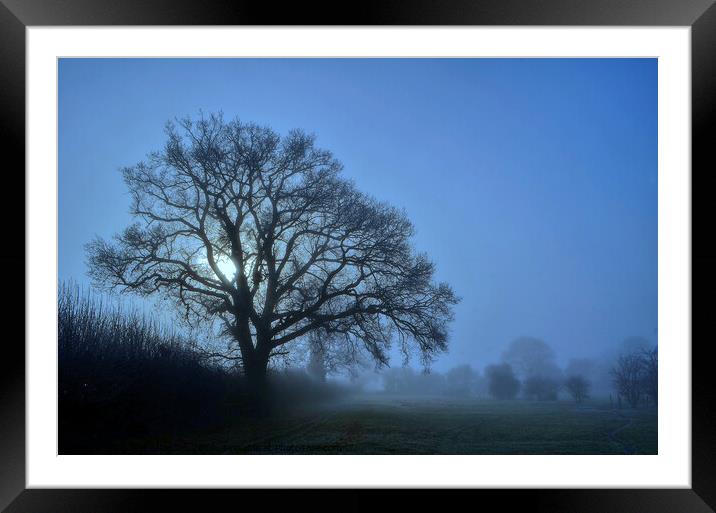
[502,336,560,380]
[87,113,459,390]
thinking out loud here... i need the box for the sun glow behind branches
[199,253,237,280]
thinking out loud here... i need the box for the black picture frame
[2,1,715,511]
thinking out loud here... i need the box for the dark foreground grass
[110,395,657,455]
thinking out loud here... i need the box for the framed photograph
[3,0,715,511]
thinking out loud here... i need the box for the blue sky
[58,58,657,370]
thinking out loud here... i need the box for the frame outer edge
[0,1,26,513]
[3,0,715,511]
[0,0,715,26]
[692,0,716,511]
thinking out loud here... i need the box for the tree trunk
[241,346,271,416]
[245,354,269,388]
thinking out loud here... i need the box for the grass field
[114,394,657,455]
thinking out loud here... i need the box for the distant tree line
[610,347,658,408]
[370,336,657,407]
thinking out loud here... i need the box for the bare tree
[640,347,657,406]
[565,357,612,397]
[610,353,643,408]
[445,364,474,397]
[485,363,521,400]
[564,375,590,404]
[303,328,368,382]
[86,113,458,395]
[502,337,560,380]
[305,331,328,383]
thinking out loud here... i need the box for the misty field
[58,286,657,456]
[109,395,657,455]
